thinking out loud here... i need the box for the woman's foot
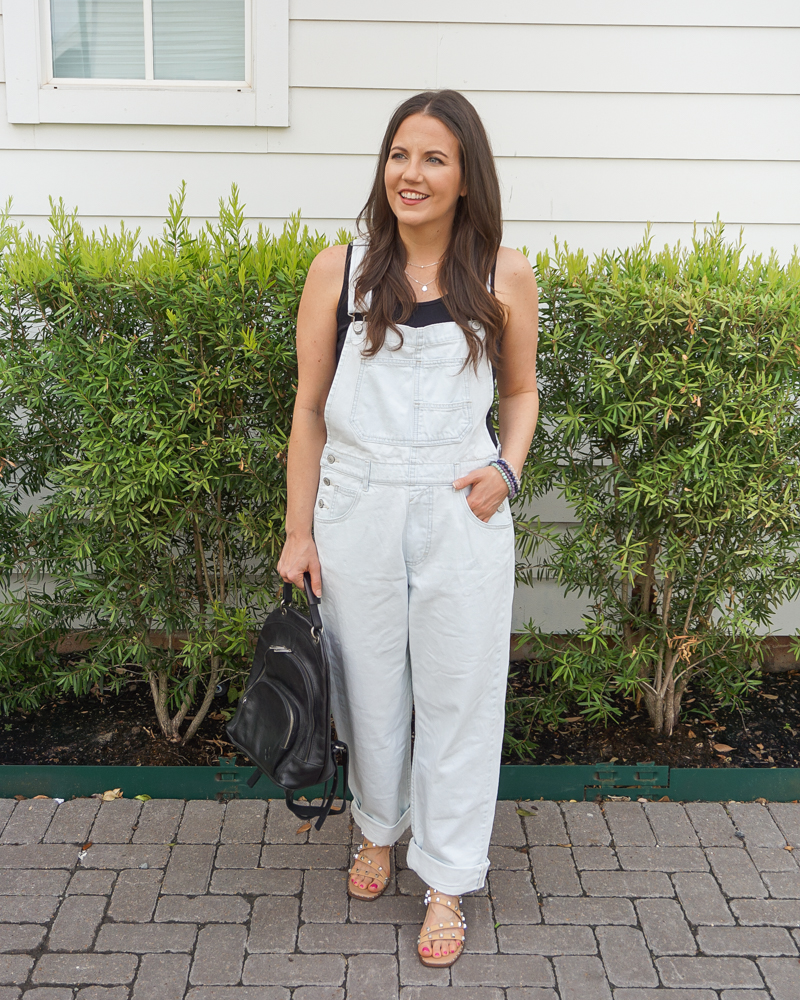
[418,888,466,967]
[347,838,391,900]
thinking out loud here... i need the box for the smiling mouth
[399,190,429,201]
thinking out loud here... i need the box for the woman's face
[384,113,466,232]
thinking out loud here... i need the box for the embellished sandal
[417,888,466,967]
[347,838,391,901]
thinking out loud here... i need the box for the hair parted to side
[355,89,506,369]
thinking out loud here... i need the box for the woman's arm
[453,246,539,521]
[494,246,540,474]
[276,244,347,596]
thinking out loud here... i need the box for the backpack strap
[284,741,349,830]
[245,740,348,832]
[347,240,371,318]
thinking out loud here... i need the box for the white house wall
[1,1,799,634]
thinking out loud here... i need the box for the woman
[277,90,539,967]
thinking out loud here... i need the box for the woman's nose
[402,159,424,183]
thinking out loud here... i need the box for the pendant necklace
[405,270,438,294]
[405,260,440,294]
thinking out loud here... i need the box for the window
[49,0,247,83]
[3,0,288,126]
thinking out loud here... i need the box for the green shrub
[514,224,800,736]
[0,187,334,739]
[3,201,799,747]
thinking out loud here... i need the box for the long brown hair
[355,90,506,368]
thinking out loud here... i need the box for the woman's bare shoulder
[304,243,349,304]
[495,245,536,288]
[310,242,349,275]
[494,246,538,310]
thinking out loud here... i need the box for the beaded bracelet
[489,460,518,500]
[495,457,521,496]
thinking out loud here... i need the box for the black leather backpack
[226,574,348,830]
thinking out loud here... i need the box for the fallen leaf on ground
[134,794,152,801]
[658,795,670,801]
[784,845,795,852]
[81,842,92,851]
[564,717,583,723]
[13,795,25,801]
[713,744,736,753]
[516,808,536,817]
[762,693,779,700]
[101,788,123,801]
[295,822,312,834]
[32,794,50,799]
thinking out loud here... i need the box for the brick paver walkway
[1,796,799,998]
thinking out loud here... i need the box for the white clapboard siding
[4,149,800,233]
[289,21,800,95]
[291,0,800,29]
[4,87,800,162]
[1,4,799,633]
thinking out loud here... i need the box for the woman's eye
[391,152,406,160]
[427,156,442,165]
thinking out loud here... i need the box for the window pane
[51,0,145,79]
[153,0,245,80]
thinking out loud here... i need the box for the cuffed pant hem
[406,838,489,895]
[351,800,411,847]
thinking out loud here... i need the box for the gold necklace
[406,259,441,268]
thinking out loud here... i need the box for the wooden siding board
[274,90,800,161]
[291,21,800,95]
[4,150,800,229]
[289,20,439,91]
[498,157,800,224]
[2,88,800,163]
[291,0,800,29]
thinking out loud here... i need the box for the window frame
[3,0,288,127]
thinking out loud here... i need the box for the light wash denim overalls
[314,241,515,893]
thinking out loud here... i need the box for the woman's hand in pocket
[453,465,510,522]
[277,532,323,597]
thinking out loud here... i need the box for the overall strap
[347,240,371,317]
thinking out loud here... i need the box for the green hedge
[513,224,800,743]
[0,189,333,738]
[1,196,799,743]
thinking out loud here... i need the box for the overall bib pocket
[350,356,472,446]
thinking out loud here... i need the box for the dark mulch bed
[504,665,800,769]
[0,683,246,767]
[2,667,799,770]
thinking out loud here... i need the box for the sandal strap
[349,841,390,888]
[417,891,466,946]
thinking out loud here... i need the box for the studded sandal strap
[417,891,466,947]
[349,842,390,888]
